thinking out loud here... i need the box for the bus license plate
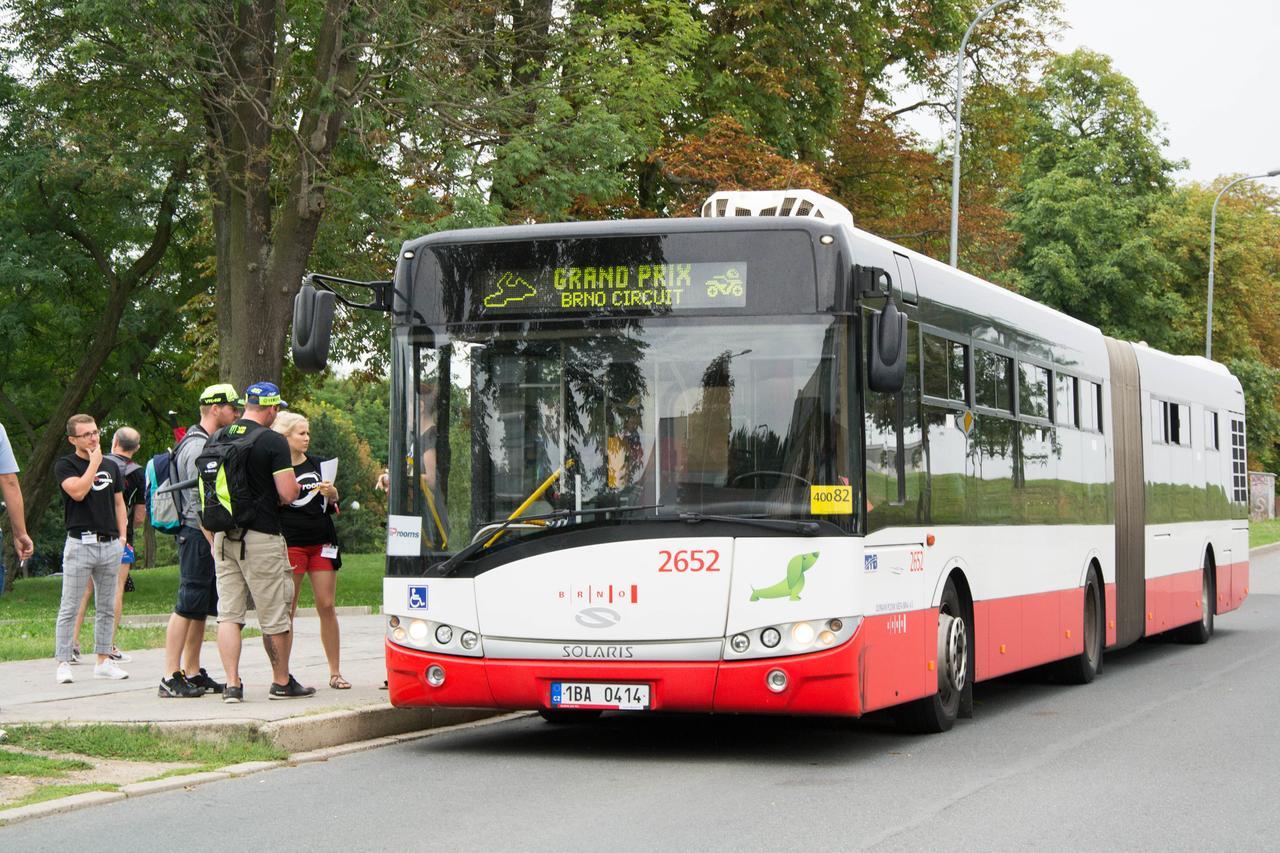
[550,682,650,710]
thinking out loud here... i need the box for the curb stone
[0,790,126,825]
[118,771,231,797]
[1249,541,1280,557]
[0,709,522,827]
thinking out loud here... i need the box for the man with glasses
[159,384,240,698]
[54,414,128,683]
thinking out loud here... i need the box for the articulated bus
[293,188,1248,732]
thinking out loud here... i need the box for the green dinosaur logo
[750,551,820,601]
[483,271,536,308]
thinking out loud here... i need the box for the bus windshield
[391,316,855,557]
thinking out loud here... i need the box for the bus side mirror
[292,283,336,373]
[868,300,907,393]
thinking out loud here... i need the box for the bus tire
[538,708,603,725]
[896,577,971,734]
[1177,556,1215,645]
[1056,567,1103,684]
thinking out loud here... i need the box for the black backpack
[195,422,266,533]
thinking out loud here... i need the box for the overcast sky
[904,0,1280,187]
[1057,0,1280,185]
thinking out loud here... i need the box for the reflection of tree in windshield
[419,318,849,551]
[562,327,650,508]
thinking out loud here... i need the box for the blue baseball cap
[244,381,288,408]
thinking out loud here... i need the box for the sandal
[329,674,351,690]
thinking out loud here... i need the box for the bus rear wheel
[896,577,971,734]
[1177,558,1214,645]
[1056,569,1103,684]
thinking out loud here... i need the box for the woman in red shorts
[273,411,349,689]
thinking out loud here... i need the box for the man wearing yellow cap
[158,384,240,698]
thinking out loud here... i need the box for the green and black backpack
[195,423,265,532]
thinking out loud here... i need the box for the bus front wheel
[896,577,971,734]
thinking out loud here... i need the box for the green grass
[1250,518,1280,549]
[0,622,172,664]
[0,554,382,662]
[0,749,93,778]
[0,783,119,813]
[2,724,288,767]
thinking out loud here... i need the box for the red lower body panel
[1216,560,1248,615]
[387,611,940,718]
[973,588,1084,681]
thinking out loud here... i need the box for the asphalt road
[6,550,1280,852]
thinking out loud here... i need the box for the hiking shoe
[186,668,225,694]
[93,660,129,680]
[108,646,132,663]
[268,675,316,700]
[223,683,244,704]
[56,661,74,684]
[159,672,205,698]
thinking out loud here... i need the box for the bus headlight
[723,616,861,661]
[791,622,816,646]
[388,617,484,657]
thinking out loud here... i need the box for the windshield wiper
[666,512,822,536]
[435,504,666,576]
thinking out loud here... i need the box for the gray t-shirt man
[175,425,209,530]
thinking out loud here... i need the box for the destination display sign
[477,261,748,314]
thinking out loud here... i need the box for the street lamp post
[1206,168,1280,359]
[949,0,1017,268]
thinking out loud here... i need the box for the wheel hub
[937,612,967,694]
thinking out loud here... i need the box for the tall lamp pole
[949,0,1017,268]
[1206,168,1280,359]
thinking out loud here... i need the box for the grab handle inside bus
[868,299,907,393]
[292,282,336,372]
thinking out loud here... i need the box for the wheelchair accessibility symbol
[408,586,429,610]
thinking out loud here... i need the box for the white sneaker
[93,660,129,680]
[107,646,132,663]
[57,662,74,684]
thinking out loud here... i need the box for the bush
[291,400,386,553]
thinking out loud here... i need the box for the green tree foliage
[1009,49,1184,347]
[1229,359,1280,472]
[0,60,198,581]
[290,401,385,553]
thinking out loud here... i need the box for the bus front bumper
[385,635,863,717]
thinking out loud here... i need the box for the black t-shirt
[106,453,146,544]
[224,419,294,536]
[279,454,337,547]
[55,453,123,537]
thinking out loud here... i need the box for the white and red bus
[294,188,1248,732]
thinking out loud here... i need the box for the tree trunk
[203,0,367,390]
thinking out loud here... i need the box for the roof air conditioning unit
[699,189,853,227]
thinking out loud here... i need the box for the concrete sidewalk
[0,614,488,752]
